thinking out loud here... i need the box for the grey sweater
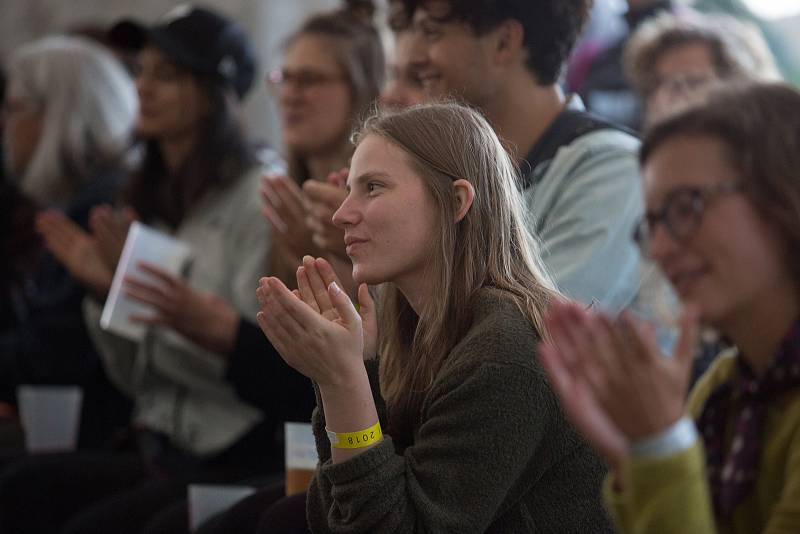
[306,288,613,533]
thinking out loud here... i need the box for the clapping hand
[295,256,377,360]
[255,256,377,386]
[89,204,137,270]
[538,301,699,470]
[304,168,348,260]
[261,174,320,266]
[36,210,113,298]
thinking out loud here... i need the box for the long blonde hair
[354,103,559,432]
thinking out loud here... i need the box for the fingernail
[329,281,341,294]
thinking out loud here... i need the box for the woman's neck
[394,269,436,318]
[158,131,198,174]
[721,285,799,376]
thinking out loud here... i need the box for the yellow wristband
[326,421,382,449]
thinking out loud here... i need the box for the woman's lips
[669,267,709,295]
[344,236,368,256]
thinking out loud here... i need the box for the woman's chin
[351,265,381,287]
[352,271,370,286]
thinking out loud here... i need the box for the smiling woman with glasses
[258,0,385,291]
[538,82,800,534]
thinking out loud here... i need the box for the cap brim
[109,19,211,75]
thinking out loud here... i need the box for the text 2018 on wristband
[326,421,383,449]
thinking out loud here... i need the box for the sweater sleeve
[603,441,716,534]
[604,352,800,534]
[306,359,564,533]
[763,416,800,534]
[602,356,725,534]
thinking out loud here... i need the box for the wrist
[89,277,112,301]
[629,416,698,459]
[627,404,686,443]
[326,421,382,449]
[316,354,368,389]
[206,305,239,357]
[318,363,370,397]
[319,366,377,431]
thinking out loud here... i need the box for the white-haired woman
[0,35,137,431]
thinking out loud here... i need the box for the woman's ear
[452,179,475,223]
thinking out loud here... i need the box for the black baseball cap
[110,4,257,100]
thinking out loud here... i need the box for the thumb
[329,167,349,188]
[326,170,340,186]
[328,281,360,329]
[674,304,700,373]
[357,283,375,323]
[122,206,139,224]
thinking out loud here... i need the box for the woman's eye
[151,66,181,82]
[366,182,384,194]
[420,23,443,41]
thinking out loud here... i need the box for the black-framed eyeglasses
[632,180,741,256]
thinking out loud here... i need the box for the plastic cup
[187,484,256,532]
[16,385,82,454]
[284,422,318,495]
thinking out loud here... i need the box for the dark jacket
[0,170,131,446]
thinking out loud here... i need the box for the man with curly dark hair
[395,0,651,319]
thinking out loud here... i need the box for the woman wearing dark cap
[149,3,387,532]
[0,6,306,534]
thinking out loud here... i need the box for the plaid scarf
[696,322,800,520]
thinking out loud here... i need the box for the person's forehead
[655,41,716,75]
[643,136,729,200]
[284,36,338,66]
[138,46,175,67]
[413,1,455,23]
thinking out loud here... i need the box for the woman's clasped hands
[256,256,377,388]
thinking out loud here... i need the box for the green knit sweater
[306,288,613,533]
